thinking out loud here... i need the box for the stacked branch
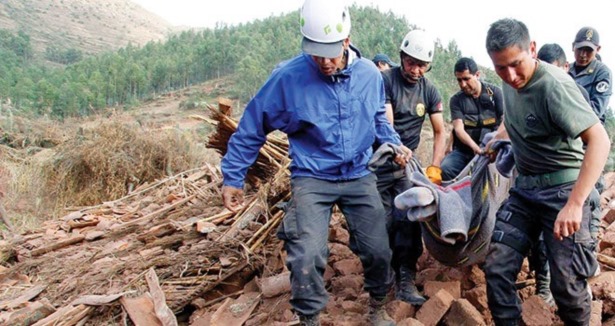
[204,102,289,187]
[0,99,293,325]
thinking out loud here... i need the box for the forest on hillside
[1,4,614,170]
[0,5,496,119]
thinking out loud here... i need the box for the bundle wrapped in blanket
[368,137,514,267]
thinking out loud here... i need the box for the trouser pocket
[571,241,598,278]
[276,199,299,240]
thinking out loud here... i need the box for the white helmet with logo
[300,0,351,58]
[400,30,435,63]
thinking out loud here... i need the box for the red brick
[329,226,350,245]
[328,243,354,262]
[415,289,455,326]
[589,271,615,298]
[324,264,335,283]
[603,209,615,225]
[398,318,426,326]
[323,313,365,326]
[591,300,603,326]
[332,258,363,276]
[442,298,486,326]
[599,230,615,251]
[424,281,461,299]
[324,297,342,316]
[521,295,556,326]
[468,265,486,287]
[416,268,446,286]
[464,285,489,312]
[330,275,363,290]
[606,216,615,232]
[330,275,363,300]
[340,300,364,314]
[386,300,416,321]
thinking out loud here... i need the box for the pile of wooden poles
[0,99,294,325]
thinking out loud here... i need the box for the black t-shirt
[449,81,504,153]
[382,67,443,151]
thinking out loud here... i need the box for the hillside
[0,0,173,56]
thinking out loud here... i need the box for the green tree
[0,8,482,120]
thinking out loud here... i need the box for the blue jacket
[221,47,401,189]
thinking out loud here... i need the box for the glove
[426,165,442,185]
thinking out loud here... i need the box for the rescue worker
[483,18,610,325]
[220,0,410,325]
[375,29,447,306]
[440,57,504,181]
[569,26,612,126]
[538,43,589,101]
[373,53,397,71]
[528,43,602,308]
[568,26,612,208]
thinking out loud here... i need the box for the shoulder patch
[596,81,610,93]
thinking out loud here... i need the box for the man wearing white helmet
[220,0,409,325]
[374,29,446,306]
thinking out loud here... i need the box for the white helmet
[400,30,435,63]
[300,0,351,58]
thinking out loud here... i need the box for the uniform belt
[515,168,580,189]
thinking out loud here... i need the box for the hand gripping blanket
[369,141,514,267]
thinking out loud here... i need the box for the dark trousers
[485,182,597,325]
[528,233,550,287]
[440,149,474,181]
[530,186,601,297]
[276,174,393,316]
[376,170,423,273]
[589,187,601,240]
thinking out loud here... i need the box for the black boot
[396,266,426,305]
[535,264,554,306]
[368,296,395,326]
[298,313,320,326]
[535,278,554,306]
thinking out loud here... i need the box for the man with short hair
[220,1,408,325]
[529,42,603,308]
[484,18,610,325]
[440,57,504,181]
[373,53,397,71]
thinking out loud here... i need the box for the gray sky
[132,0,614,72]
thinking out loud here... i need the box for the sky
[132,0,614,77]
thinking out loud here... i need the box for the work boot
[298,313,320,326]
[368,296,395,326]
[396,266,426,305]
[535,271,554,307]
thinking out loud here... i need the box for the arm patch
[596,81,610,93]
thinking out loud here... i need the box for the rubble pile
[0,100,614,325]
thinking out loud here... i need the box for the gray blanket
[396,172,473,245]
[369,141,514,266]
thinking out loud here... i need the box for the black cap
[372,53,397,67]
[574,27,600,50]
